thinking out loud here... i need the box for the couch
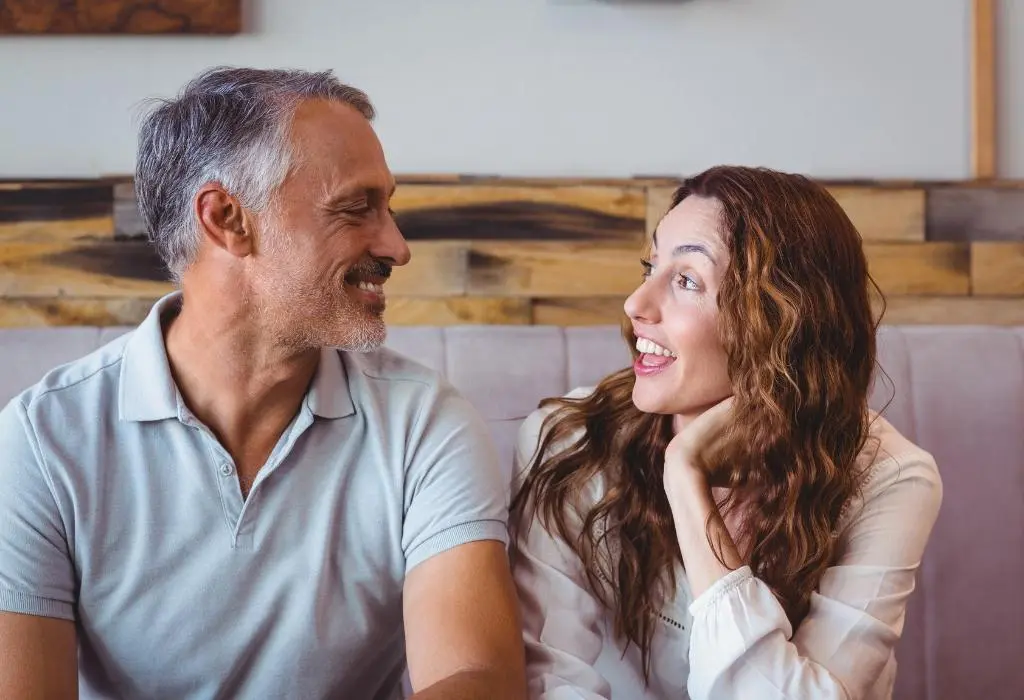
[1,323,1021,700]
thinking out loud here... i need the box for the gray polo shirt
[0,293,509,699]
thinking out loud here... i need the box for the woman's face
[624,195,733,424]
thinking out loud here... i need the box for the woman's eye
[640,259,653,279]
[677,274,699,291]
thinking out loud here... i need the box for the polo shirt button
[219,463,234,477]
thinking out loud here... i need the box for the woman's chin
[631,386,681,416]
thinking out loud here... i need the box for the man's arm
[0,612,78,699]
[403,540,526,700]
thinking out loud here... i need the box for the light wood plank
[645,185,925,241]
[384,297,531,325]
[0,217,114,242]
[467,242,643,297]
[972,0,998,178]
[878,296,1024,325]
[532,297,627,326]
[971,242,1024,296]
[0,298,156,327]
[391,184,645,241]
[389,242,469,296]
[829,187,925,242]
[645,186,677,237]
[865,243,970,296]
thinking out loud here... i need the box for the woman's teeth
[635,337,677,358]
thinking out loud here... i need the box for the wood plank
[0,238,468,300]
[466,241,966,298]
[389,242,469,296]
[927,186,1024,241]
[532,297,627,326]
[0,0,241,34]
[971,242,1024,296]
[467,242,643,297]
[0,217,115,242]
[645,186,676,238]
[114,181,146,239]
[971,0,998,178]
[645,185,925,241]
[0,298,156,327]
[866,243,970,296]
[384,298,531,325]
[391,184,646,241]
[0,239,173,298]
[878,296,1024,326]
[829,187,925,242]
[0,181,112,222]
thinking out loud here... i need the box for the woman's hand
[664,396,735,492]
[663,395,742,597]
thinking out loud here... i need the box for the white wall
[0,0,1016,180]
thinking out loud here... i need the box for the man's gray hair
[135,66,374,281]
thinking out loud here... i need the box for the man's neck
[163,290,320,477]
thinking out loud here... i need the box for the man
[0,67,526,699]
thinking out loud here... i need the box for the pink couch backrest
[1,324,1021,700]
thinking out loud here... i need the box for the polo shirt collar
[119,292,356,423]
[305,347,356,420]
[118,291,183,422]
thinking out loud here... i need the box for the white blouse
[511,388,943,700]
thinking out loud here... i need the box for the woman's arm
[666,449,942,700]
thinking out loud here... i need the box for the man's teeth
[635,337,677,358]
[356,281,384,295]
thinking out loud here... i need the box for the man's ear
[195,184,253,259]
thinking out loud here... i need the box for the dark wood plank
[928,186,1024,241]
[0,181,112,223]
[391,184,646,241]
[0,0,241,34]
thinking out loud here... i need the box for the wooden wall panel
[0,0,241,35]
[0,177,1022,328]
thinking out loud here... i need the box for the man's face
[248,99,411,351]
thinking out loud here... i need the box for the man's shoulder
[345,344,447,389]
[9,332,130,415]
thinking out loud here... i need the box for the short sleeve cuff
[688,565,754,617]
[0,587,74,621]
[405,519,509,573]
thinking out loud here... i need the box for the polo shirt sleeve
[401,383,509,573]
[0,399,76,621]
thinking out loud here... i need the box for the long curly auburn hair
[510,165,885,678]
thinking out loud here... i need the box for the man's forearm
[409,668,526,700]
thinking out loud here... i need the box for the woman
[509,166,943,699]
